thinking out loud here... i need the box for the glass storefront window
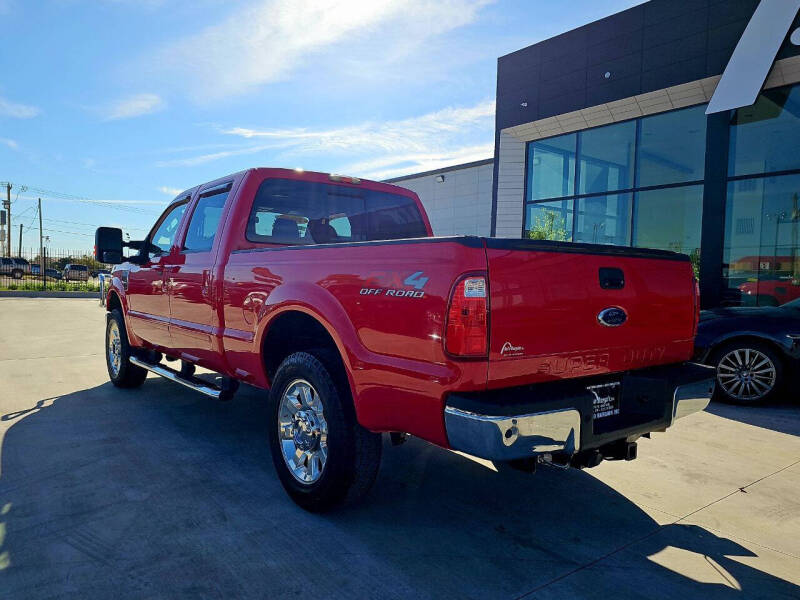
[636,105,706,187]
[578,120,636,195]
[633,186,703,276]
[524,200,573,241]
[574,193,631,245]
[729,85,800,177]
[527,133,576,201]
[724,173,800,306]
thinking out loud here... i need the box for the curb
[0,291,100,299]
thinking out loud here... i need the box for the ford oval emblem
[597,307,627,327]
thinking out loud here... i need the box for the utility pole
[38,198,44,289]
[5,182,11,257]
[18,223,22,257]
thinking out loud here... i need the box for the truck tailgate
[485,239,696,389]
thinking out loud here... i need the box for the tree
[526,210,569,241]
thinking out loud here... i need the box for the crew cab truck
[95,168,715,511]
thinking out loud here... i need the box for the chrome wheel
[278,379,329,484]
[107,320,122,377]
[716,348,776,402]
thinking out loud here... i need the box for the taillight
[692,277,700,337]
[445,275,488,356]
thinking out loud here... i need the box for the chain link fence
[0,248,109,292]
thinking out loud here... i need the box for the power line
[14,184,163,216]
[41,227,94,237]
[42,216,149,232]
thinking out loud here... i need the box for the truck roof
[166,167,418,207]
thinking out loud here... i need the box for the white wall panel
[388,161,494,237]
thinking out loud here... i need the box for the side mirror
[95,227,123,264]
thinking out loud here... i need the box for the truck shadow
[706,400,800,437]
[0,380,797,599]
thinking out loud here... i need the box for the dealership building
[398,0,800,309]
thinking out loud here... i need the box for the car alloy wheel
[277,378,329,484]
[107,319,122,378]
[716,348,776,402]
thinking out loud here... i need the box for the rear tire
[709,340,783,405]
[267,351,381,512]
[106,309,147,388]
[11,269,22,279]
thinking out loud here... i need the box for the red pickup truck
[95,168,714,511]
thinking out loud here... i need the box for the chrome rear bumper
[444,364,715,462]
[671,378,714,423]
[445,406,582,460]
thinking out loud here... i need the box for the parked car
[695,299,800,404]
[0,257,31,279]
[62,263,89,281]
[95,167,713,511]
[738,277,800,306]
[30,265,62,279]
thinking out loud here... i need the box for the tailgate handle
[599,267,625,290]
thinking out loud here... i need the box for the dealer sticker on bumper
[587,381,621,419]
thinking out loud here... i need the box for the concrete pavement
[1,298,799,599]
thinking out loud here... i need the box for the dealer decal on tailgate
[587,381,621,419]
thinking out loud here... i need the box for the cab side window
[183,185,230,253]
[149,202,188,258]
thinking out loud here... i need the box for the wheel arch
[706,333,787,365]
[106,289,123,314]
[259,307,359,418]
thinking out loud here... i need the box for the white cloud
[222,100,495,152]
[157,99,495,179]
[0,95,40,119]
[157,186,183,196]
[0,137,18,150]
[155,0,492,100]
[102,93,165,121]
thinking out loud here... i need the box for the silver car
[62,263,89,282]
[0,257,31,279]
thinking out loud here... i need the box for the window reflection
[527,133,576,201]
[578,121,636,195]
[574,194,631,245]
[729,86,800,177]
[524,200,573,241]
[724,174,800,306]
[636,105,706,187]
[633,186,703,276]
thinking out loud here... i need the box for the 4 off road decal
[360,270,429,298]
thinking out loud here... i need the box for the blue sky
[0,0,643,250]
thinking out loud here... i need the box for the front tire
[267,352,381,512]
[710,340,783,404]
[106,309,147,388]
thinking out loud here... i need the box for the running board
[129,356,233,400]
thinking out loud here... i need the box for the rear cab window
[245,178,427,246]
